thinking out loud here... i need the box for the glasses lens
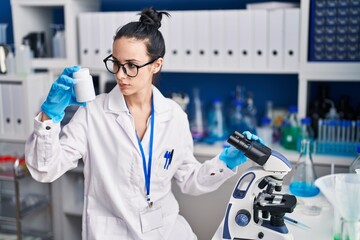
[105,59,118,74]
[123,63,138,77]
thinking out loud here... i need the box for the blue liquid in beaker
[289,181,320,197]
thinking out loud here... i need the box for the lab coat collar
[104,85,173,151]
[105,85,171,115]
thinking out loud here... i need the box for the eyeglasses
[103,54,158,78]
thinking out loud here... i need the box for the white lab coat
[25,86,237,240]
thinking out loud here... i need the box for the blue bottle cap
[288,106,298,113]
[301,117,311,125]
[357,145,360,154]
[261,117,271,125]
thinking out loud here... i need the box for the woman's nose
[116,66,127,79]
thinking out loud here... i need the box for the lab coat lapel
[153,87,172,132]
[104,86,173,150]
[105,86,139,150]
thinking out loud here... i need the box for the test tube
[351,120,356,143]
[336,119,341,142]
[356,120,360,142]
[341,120,346,142]
[318,119,323,141]
[346,120,351,142]
[330,120,336,142]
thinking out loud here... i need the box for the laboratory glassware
[297,117,315,151]
[281,106,300,150]
[349,145,360,174]
[206,98,227,144]
[289,139,320,197]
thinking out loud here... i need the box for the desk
[211,192,334,240]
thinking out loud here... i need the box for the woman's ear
[152,57,163,74]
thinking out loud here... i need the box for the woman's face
[112,37,162,96]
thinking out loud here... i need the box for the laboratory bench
[170,142,351,240]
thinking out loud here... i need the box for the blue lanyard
[135,96,155,207]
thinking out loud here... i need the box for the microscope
[221,131,297,240]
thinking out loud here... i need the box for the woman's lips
[119,83,129,90]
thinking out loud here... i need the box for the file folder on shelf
[284,8,300,69]
[268,9,285,69]
[209,10,225,70]
[224,10,240,70]
[78,13,92,68]
[1,83,15,136]
[0,84,3,135]
[238,10,253,69]
[11,84,26,136]
[168,11,184,70]
[102,12,118,57]
[195,10,211,70]
[160,10,172,70]
[182,11,197,70]
[91,12,105,68]
[251,9,268,70]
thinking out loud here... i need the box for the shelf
[161,67,298,74]
[10,0,99,70]
[0,193,50,220]
[0,224,52,239]
[63,204,83,217]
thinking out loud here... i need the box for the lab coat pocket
[156,148,175,179]
[87,215,128,239]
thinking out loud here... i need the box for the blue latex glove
[41,66,85,123]
[219,131,265,169]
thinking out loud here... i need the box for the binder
[102,12,118,57]
[209,10,225,70]
[78,13,92,67]
[195,10,211,70]
[91,12,105,68]
[1,83,15,136]
[224,10,240,70]
[182,11,197,70]
[11,84,26,136]
[168,11,184,70]
[251,9,268,70]
[0,84,3,135]
[284,8,300,70]
[238,10,253,69]
[268,9,285,70]
[160,10,172,70]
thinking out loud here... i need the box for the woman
[25,7,262,240]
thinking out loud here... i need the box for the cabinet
[0,142,53,240]
[297,0,360,118]
[56,163,84,240]
[0,73,51,142]
[10,0,100,70]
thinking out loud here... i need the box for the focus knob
[235,210,251,227]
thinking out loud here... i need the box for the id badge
[140,206,163,233]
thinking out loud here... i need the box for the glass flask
[349,145,360,174]
[289,139,320,197]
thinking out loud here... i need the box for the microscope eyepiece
[228,131,272,166]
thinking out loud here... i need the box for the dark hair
[114,7,170,61]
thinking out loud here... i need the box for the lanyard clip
[147,195,153,208]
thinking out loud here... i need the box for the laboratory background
[0,0,360,239]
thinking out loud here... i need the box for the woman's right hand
[41,66,85,123]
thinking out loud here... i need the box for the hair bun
[139,7,169,30]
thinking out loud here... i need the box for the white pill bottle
[73,68,96,102]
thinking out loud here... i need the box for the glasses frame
[103,54,159,78]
